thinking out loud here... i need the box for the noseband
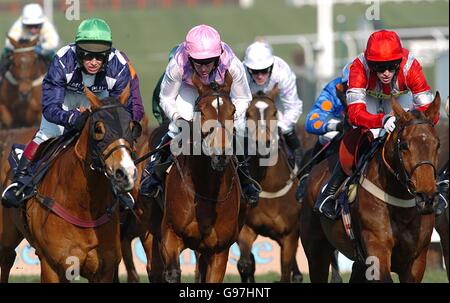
[382,118,437,195]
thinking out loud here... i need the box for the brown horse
[0,37,46,128]
[435,120,449,280]
[236,86,303,283]
[0,87,139,282]
[159,72,245,283]
[300,94,441,282]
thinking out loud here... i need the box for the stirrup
[1,183,26,208]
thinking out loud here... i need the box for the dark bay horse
[300,94,441,282]
[236,86,303,283]
[160,71,245,283]
[0,86,139,282]
[0,37,46,128]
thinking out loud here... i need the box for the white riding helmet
[22,3,45,26]
[244,41,274,70]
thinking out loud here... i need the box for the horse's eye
[94,121,105,140]
[399,142,408,150]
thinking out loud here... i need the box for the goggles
[369,61,400,73]
[247,66,273,75]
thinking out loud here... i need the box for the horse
[235,86,303,283]
[158,71,244,283]
[300,93,441,282]
[435,119,449,280]
[0,37,46,128]
[0,86,139,282]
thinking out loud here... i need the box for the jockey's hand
[382,114,396,133]
[326,120,343,132]
[34,45,43,55]
[69,110,90,132]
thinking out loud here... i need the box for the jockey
[152,45,180,125]
[2,18,144,208]
[314,30,437,220]
[0,3,60,80]
[295,63,351,201]
[139,24,260,205]
[243,41,304,168]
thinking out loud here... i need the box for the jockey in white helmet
[0,3,60,80]
[140,24,261,205]
[244,41,304,169]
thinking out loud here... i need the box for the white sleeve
[277,59,302,133]
[5,19,22,50]
[40,20,60,53]
[228,57,252,135]
[159,59,183,121]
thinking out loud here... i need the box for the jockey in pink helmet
[140,24,260,205]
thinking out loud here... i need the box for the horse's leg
[194,251,201,283]
[203,249,230,283]
[237,225,257,283]
[161,227,183,283]
[330,250,343,283]
[360,237,393,283]
[435,209,449,280]
[140,232,164,283]
[290,257,303,283]
[40,257,62,283]
[121,237,140,283]
[299,205,334,283]
[0,208,24,283]
[278,232,300,283]
[398,247,429,283]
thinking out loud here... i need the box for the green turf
[0,0,448,126]
[7,269,448,283]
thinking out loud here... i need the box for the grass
[0,0,448,126]
[7,269,448,283]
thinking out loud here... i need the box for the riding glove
[382,115,396,133]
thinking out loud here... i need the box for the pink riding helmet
[185,24,222,60]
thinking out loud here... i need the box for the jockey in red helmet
[314,30,438,220]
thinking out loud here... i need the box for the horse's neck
[366,150,413,199]
[42,136,112,215]
[184,155,233,194]
[249,149,291,187]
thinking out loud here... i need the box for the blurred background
[1,0,448,126]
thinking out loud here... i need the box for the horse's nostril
[115,168,125,180]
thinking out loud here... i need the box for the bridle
[87,103,135,177]
[382,118,437,196]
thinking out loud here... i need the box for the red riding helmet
[364,30,403,62]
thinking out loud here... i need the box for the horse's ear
[424,91,441,122]
[7,36,20,49]
[192,72,206,96]
[28,36,39,47]
[391,94,408,122]
[84,86,102,109]
[222,70,233,94]
[118,83,130,105]
[267,83,279,101]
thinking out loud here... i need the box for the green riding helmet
[75,18,112,53]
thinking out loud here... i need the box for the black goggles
[248,66,272,75]
[25,24,42,29]
[79,50,109,62]
[369,61,400,73]
[190,57,219,66]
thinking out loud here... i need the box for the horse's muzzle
[211,155,230,172]
[416,192,437,215]
[112,166,137,192]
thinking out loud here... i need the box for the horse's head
[192,71,235,171]
[76,85,140,192]
[7,36,40,102]
[384,93,441,205]
[246,85,279,153]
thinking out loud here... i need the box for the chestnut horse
[435,119,449,280]
[0,37,46,128]
[236,87,303,283]
[0,87,138,282]
[160,71,245,283]
[300,94,441,282]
